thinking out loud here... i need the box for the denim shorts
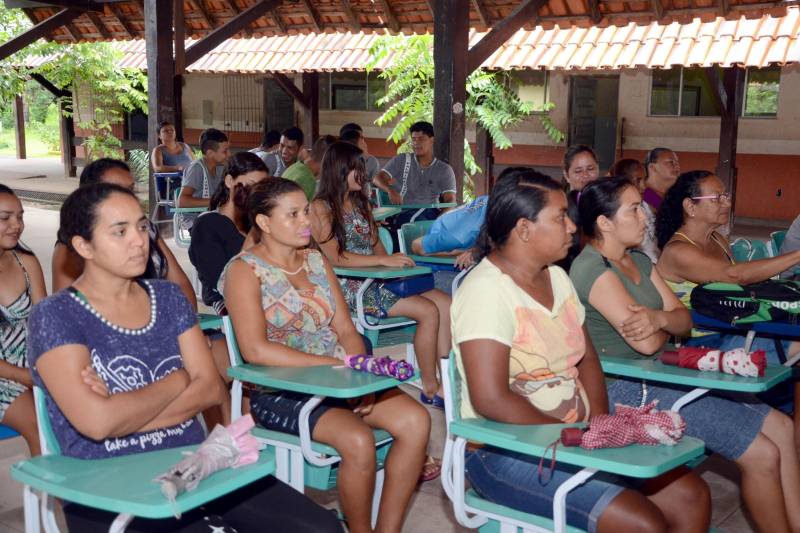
[607,378,771,460]
[685,334,795,414]
[465,447,627,533]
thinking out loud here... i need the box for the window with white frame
[649,66,780,117]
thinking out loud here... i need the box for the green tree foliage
[367,34,564,178]
[0,5,147,161]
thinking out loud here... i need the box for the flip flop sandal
[419,392,445,410]
[419,456,442,483]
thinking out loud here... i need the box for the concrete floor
[0,156,779,531]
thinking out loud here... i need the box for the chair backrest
[222,316,246,367]
[440,354,462,428]
[378,226,393,255]
[749,239,770,261]
[33,386,61,456]
[771,230,787,255]
[730,238,752,263]
[398,221,435,254]
[377,189,390,207]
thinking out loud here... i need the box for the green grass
[0,127,59,158]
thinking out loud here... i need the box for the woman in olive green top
[570,177,800,533]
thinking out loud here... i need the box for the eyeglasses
[691,192,731,204]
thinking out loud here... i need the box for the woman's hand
[81,365,110,397]
[379,253,416,268]
[455,250,475,270]
[620,304,666,341]
[349,393,376,417]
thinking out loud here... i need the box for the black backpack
[690,279,800,325]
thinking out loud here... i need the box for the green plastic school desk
[600,355,791,393]
[197,313,222,331]
[333,265,432,279]
[227,364,401,398]
[11,446,275,520]
[372,207,402,221]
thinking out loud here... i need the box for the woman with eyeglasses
[656,172,800,439]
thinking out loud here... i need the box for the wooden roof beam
[651,0,665,20]
[85,10,111,39]
[375,0,400,32]
[191,0,215,33]
[271,8,286,33]
[272,73,310,108]
[185,0,279,66]
[472,0,491,27]
[107,3,136,39]
[225,0,253,37]
[0,7,81,60]
[587,0,602,23]
[467,0,547,74]
[719,0,730,17]
[27,0,104,12]
[298,0,323,32]
[30,73,70,99]
[340,0,361,32]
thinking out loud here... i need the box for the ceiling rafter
[587,0,602,23]
[340,0,361,32]
[106,3,136,39]
[271,8,287,33]
[651,0,665,20]
[225,0,253,37]
[374,0,400,32]
[84,10,111,39]
[719,0,730,16]
[472,0,492,27]
[298,0,323,32]
[191,0,215,33]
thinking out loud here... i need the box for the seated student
[282,135,336,201]
[190,152,269,315]
[27,182,341,533]
[452,169,710,533]
[310,142,452,406]
[258,126,303,178]
[609,158,645,189]
[177,128,230,209]
[0,185,46,456]
[221,178,429,533]
[656,171,800,361]
[373,121,456,224]
[642,148,680,214]
[150,121,194,173]
[338,123,380,181]
[570,177,800,533]
[250,128,281,155]
[51,158,196,309]
[560,145,601,270]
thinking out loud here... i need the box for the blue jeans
[465,447,626,533]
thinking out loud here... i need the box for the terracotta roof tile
[24,8,799,73]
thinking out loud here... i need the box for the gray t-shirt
[181,159,225,198]
[781,215,800,255]
[382,154,456,204]
[259,152,292,177]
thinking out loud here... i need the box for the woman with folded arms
[222,178,429,533]
[570,176,800,533]
[27,182,341,532]
[452,169,710,533]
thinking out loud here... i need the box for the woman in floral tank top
[222,178,430,533]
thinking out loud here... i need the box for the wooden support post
[716,66,745,221]
[174,0,186,141]
[14,95,26,160]
[60,102,76,177]
[302,72,319,142]
[145,0,176,208]
[475,125,494,196]
[433,0,469,202]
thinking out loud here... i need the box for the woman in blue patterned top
[0,184,46,456]
[27,182,341,532]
